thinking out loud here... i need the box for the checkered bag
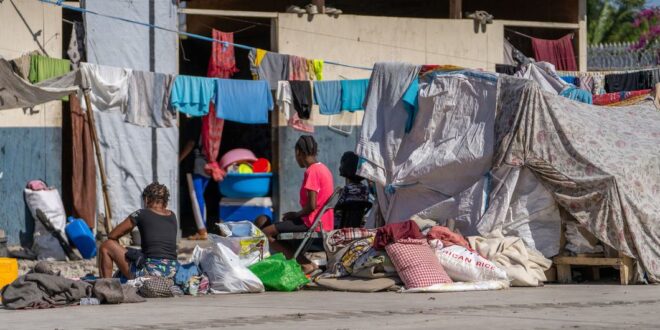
[385,238,452,289]
[138,277,175,298]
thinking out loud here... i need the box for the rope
[39,0,374,71]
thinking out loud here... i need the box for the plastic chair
[276,187,342,259]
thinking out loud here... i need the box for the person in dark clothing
[335,151,370,228]
[98,183,178,279]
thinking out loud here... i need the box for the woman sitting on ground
[259,135,335,274]
[98,182,178,279]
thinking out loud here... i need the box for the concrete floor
[2,284,660,330]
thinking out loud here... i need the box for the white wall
[0,0,63,128]
[276,14,504,80]
[0,1,63,245]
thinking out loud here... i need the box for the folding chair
[276,187,343,259]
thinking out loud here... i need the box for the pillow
[385,238,452,289]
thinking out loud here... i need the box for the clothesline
[505,28,575,41]
[39,0,374,71]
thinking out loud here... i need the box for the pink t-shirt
[300,162,335,232]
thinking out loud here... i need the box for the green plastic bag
[248,253,310,292]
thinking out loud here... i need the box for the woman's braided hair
[295,135,318,156]
[142,182,170,207]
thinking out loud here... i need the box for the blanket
[1,273,91,309]
[468,235,551,287]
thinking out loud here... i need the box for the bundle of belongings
[176,221,309,294]
[1,262,144,309]
[355,62,660,284]
[316,220,549,293]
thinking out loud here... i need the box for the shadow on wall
[20,205,34,247]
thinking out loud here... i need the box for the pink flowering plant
[631,7,660,50]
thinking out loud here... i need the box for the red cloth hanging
[203,30,233,181]
[201,104,226,181]
[531,34,577,71]
[207,29,239,79]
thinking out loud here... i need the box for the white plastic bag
[24,188,68,261]
[431,241,508,282]
[210,222,270,267]
[199,242,264,294]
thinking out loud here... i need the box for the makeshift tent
[482,76,660,283]
[358,63,660,283]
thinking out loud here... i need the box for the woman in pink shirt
[261,135,334,274]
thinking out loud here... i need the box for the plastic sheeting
[357,66,498,225]
[84,0,177,75]
[84,0,179,228]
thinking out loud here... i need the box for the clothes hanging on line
[127,70,176,128]
[249,49,289,90]
[80,62,131,113]
[203,51,227,181]
[341,79,370,111]
[0,58,77,111]
[249,49,325,88]
[289,80,313,119]
[289,55,310,81]
[308,59,324,81]
[531,34,577,71]
[314,80,342,115]
[214,78,273,124]
[28,54,72,84]
[207,29,239,79]
[201,104,225,181]
[67,21,85,69]
[276,81,314,133]
[604,68,660,93]
[170,75,216,117]
[29,54,72,101]
[81,62,178,128]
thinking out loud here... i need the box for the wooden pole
[82,89,113,236]
[312,0,325,13]
[449,0,462,19]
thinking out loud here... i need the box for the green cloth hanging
[28,54,72,101]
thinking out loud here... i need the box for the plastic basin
[220,173,272,198]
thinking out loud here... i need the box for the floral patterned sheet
[490,76,660,283]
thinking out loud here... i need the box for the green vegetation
[588,0,645,44]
